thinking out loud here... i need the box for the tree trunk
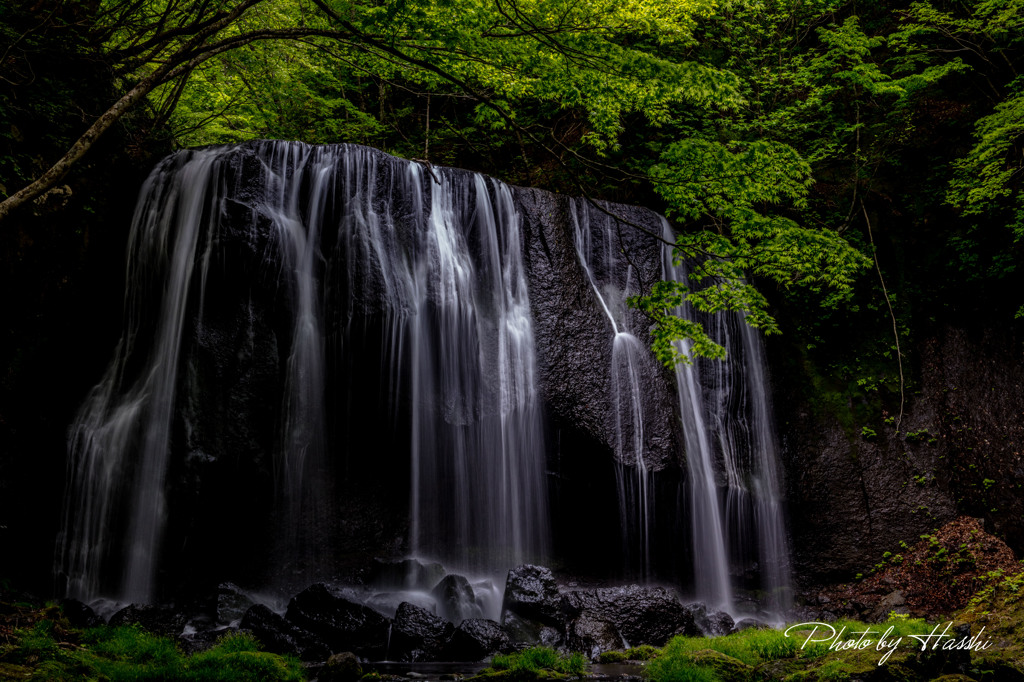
[0,76,158,223]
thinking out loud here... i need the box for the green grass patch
[640,655,720,682]
[649,626,798,668]
[479,646,587,680]
[597,644,660,663]
[0,617,305,682]
[643,614,944,682]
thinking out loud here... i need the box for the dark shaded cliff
[773,324,1024,587]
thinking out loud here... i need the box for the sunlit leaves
[634,132,869,364]
[947,78,1024,243]
[650,139,812,220]
[147,0,737,156]
[628,281,729,366]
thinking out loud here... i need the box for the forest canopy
[1,0,1022,373]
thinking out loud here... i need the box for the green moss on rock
[685,649,752,682]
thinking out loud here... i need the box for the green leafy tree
[0,0,727,219]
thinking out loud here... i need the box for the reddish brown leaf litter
[821,516,1021,621]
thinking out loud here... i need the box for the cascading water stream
[718,315,792,616]
[570,201,654,581]
[58,142,549,607]
[58,152,221,602]
[57,141,788,623]
[659,220,791,617]
[662,260,735,611]
[404,169,549,573]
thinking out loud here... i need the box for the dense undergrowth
[0,605,304,681]
[637,616,941,681]
[476,646,588,680]
[633,592,1024,682]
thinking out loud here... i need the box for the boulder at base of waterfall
[730,618,770,634]
[442,618,513,661]
[561,585,699,646]
[389,601,455,661]
[240,604,331,661]
[108,604,188,638]
[284,584,390,658]
[566,611,622,660]
[60,599,103,628]
[501,610,565,649]
[216,582,255,625]
[501,565,562,626]
[318,652,363,682]
[686,603,735,637]
[431,574,482,623]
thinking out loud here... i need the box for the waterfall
[57,141,787,616]
[721,316,792,615]
[57,142,549,602]
[57,152,219,601]
[400,168,550,572]
[659,221,791,617]
[569,200,654,581]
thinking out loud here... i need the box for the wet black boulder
[284,584,390,659]
[389,601,454,661]
[561,585,698,646]
[501,565,561,626]
[442,618,512,661]
[241,603,331,661]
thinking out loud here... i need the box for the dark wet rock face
[284,583,390,659]
[686,603,735,637]
[60,598,103,628]
[319,651,363,682]
[775,326,1024,585]
[501,610,565,649]
[216,582,255,625]
[442,618,512,661]
[566,611,623,659]
[498,564,699,656]
[561,585,699,646]
[499,564,567,649]
[730,618,768,634]
[389,601,455,662]
[502,564,562,626]
[240,603,331,661]
[431,574,481,624]
[178,626,240,655]
[108,604,188,637]
[515,189,681,474]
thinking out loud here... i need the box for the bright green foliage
[172,39,386,147]
[597,644,661,663]
[642,657,719,682]
[644,615,940,682]
[489,646,588,677]
[629,280,731,366]
[649,627,799,669]
[629,9,894,364]
[129,0,736,156]
[948,81,1024,243]
[623,0,1020,386]
[0,620,305,682]
[887,0,1024,298]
